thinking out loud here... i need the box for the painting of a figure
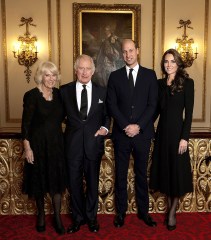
[73,3,141,86]
[96,25,125,87]
[81,13,133,87]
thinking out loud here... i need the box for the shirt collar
[125,63,139,73]
[76,80,92,88]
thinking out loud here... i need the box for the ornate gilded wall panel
[0,138,210,215]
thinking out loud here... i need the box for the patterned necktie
[129,68,134,93]
[80,84,87,120]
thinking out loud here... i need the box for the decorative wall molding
[1,0,52,124]
[161,0,209,123]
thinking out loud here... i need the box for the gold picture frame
[73,3,141,86]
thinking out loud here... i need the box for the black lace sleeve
[21,90,36,140]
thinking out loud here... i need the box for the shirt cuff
[100,126,109,134]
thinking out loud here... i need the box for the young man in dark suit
[60,54,110,233]
[107,39,158,228]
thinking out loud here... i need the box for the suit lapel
[87,83,98,119]
[68,82,81,118]
[134,65,142,92]
[122,67,129,84]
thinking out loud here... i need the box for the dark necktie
[129,68,134,93]
[80,84,88,120]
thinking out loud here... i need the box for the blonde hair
[34,61,61,85]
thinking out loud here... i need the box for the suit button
[131,105,134,109]
[130,116,133,119]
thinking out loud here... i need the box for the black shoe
[167,214,176,231]
[88,219,99,232]
[54,222,65,235]
[114,214,126,228]
[138,214,157,227]
[67,221,85,233]
[36,214,46,232]
[53,216,65,235]
[36,224,46,232]
[167,224,176,231]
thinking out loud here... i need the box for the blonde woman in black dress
[22,61,66,234]
[150,49,194,231]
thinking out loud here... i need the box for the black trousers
[67,152,101,223]
[113,136,151,215]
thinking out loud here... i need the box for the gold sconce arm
[175,19,198,68]
[12,17,38,83]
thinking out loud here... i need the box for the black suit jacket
[60,81,110,160]
[107,65,158,140]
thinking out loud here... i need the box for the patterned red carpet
[0,213,210,240]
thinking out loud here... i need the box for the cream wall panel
[153,0,163,77]
[50,0,60,66]
[0,0,52,131]
[0,0,210,132]
[6,0,50,120]
[161,0,210,131]
[165,0,205,121]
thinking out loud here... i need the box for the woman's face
[164,53,178,78]
[42,70,57,89]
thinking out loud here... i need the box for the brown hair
[161,49,189,94]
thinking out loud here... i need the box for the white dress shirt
[125,64,139,86]
[76,80,108,134]
[76,80,92,115]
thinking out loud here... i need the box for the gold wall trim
[161,0,165,55]
[56,0,61,74]
[160,0,165,78]
[192,0,209,122]
[1,0,52,124]
[48,0,52,61]
[0,138,210,215]
[152,0,156,69]
[1,0,10,123]
[161,0,208,123]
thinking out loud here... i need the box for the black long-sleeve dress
[21,87,66,197]
[150,78,194,197]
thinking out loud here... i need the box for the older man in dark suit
[107,39,158,228]
[60,54,110,233]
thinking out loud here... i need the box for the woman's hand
[24,148,34,164]
[178,139,188,155]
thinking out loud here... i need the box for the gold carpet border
[0,138,210,215]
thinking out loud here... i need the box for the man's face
[122,40,139,68]
[76,57,94,84]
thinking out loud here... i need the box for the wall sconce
[13,17,38,83]
[175,19,198,68]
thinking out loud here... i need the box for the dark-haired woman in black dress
[150,49,194,231]
[22,61,66,235]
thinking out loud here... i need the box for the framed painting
[73,3,141,86]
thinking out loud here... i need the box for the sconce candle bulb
[13,17,38,83]
[175,19,198,68]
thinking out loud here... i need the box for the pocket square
[98,99,103,104]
